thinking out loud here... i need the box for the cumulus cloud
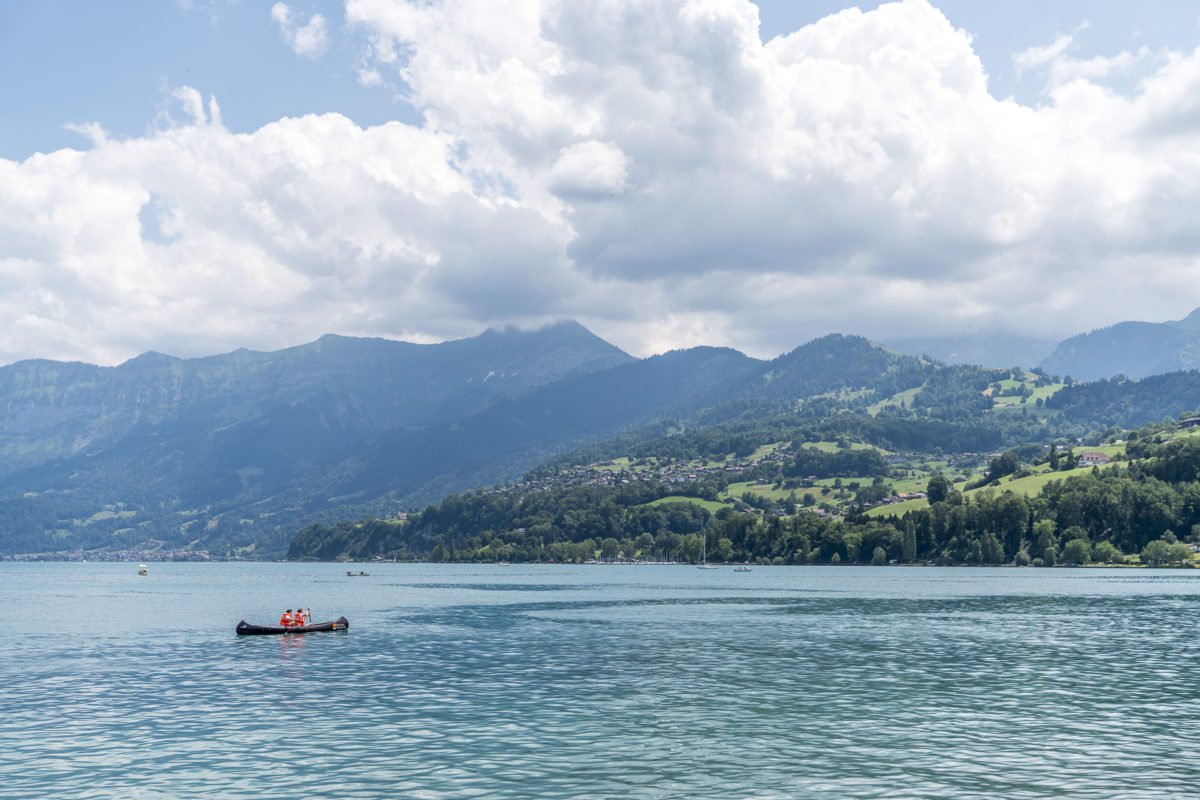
[0,87,583,364]
[271,3,330,59]
[347,0,1200,346]
[4,0,1200,366]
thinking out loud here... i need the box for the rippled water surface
[4,564,1200,799]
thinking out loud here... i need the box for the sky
[3,0,1200,365]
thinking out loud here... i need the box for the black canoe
[235,616,350,635]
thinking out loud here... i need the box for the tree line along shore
[288,417,1200,568]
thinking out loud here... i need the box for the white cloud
[550,141,628,198]
[1014,33,1077,74]
[1015,23,1153,90]
[344,0,1200,349]
[5,0,1200,366]
[357,68,383,87]
[271,3,330,59]
[172,85,208,125]
[0,87,579,364]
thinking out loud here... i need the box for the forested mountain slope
[692,334,933,418]
[1040,307,1200,380]
[257,345,761,520]
[1044,372,1200,429]
[0,322,635,555]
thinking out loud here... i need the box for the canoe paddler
[279,609,293,626]
[293,605,309,626]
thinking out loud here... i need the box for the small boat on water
[347,571,370,576]
[235,616,350,636]
[733,566,752,572]
[137,564,148,576]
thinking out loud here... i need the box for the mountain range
[3,309,1200,558]
[0,322,760,556]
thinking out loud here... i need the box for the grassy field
[801,440,883,453]
[1028,382,1066,403]
[966,468,1077,498]
[1069,443,1126,457]
[865,459,1125,517]
[889,475,935,494]
[867,386,923,415]
[722,481,800,502]
[643,496,727,514]
[595,457,632,471]
[987,379,1066,417]
[863,498,926,517]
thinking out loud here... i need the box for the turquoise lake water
[3,563,1200,799]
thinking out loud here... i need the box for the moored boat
[235,616,350,635]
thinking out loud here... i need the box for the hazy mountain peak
[480,319,621,347]
[119,350,179,368]
[1171,306,1200,331]
[1041,307,1200,380]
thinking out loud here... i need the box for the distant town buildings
[5,547,213,562]
[495,447,793,500]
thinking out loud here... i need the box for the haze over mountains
[1040,308,1200,381]
[3,309,1200,558]
[883,333,1057,373]
[885,306,1200,381]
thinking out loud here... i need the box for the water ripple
[3,564,1200,798]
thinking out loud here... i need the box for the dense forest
[1045,371,1200,429]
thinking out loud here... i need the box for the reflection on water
[277,634,306,658]
[2,563,1200,799]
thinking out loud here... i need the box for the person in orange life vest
[293,605,308,626]
[280,609,293,627]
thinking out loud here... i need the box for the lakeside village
[481,445,942,513]
[5,544,213,563]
